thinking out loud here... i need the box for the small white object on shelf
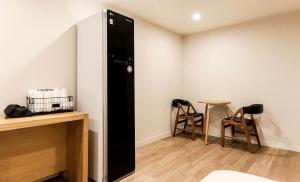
[27,88,73,113]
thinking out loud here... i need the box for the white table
[198,100,231,144]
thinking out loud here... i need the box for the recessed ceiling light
[193,13,201,21]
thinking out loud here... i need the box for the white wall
[0,0,182,146]
[0,0,77,112]
[183,11,300,151]
[135,18,183,146]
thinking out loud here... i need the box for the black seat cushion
[224,117,255,126]
[234,117,255,126]
[188,113,203,117]
[179,112,203,118]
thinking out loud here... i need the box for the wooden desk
[0,112,88,182]
[198,100,231,144]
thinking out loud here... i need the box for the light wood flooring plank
[122,135,300,182]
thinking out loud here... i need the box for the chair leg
[231,126,235,138]
[173,117,179,137]
[253,124,261,147]
[192,119,196,141]
[221,121,225,147]
[242,126,252,152]
[183,120,188,132]
[230,126,235,143]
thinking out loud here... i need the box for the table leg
[204,104,210,144]
[225,104,230,118]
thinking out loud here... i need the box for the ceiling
[99,0,300,35]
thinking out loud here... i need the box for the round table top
[198,100,231,105]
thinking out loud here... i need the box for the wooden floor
[122,134,300,182]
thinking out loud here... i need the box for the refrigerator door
[104,10,135,182]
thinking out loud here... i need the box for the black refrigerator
[103,10,135,182]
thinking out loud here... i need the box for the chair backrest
[232,104,263,125]
[172,99,189,107]
[172,99,198,117]
[243,104,264,115]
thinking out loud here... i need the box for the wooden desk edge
[0,112,89,132]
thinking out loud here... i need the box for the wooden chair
[172,99,204,140]
[221,104,263,152]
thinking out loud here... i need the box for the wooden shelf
[0,111,87,132]
[0,112,88,182]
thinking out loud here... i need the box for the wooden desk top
[198,100,231,105]
[0,111,88,132]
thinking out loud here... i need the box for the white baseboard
[261,141,300,152]
[135,130,300,152]
[209,130,300,152]
[135,131,171,148]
